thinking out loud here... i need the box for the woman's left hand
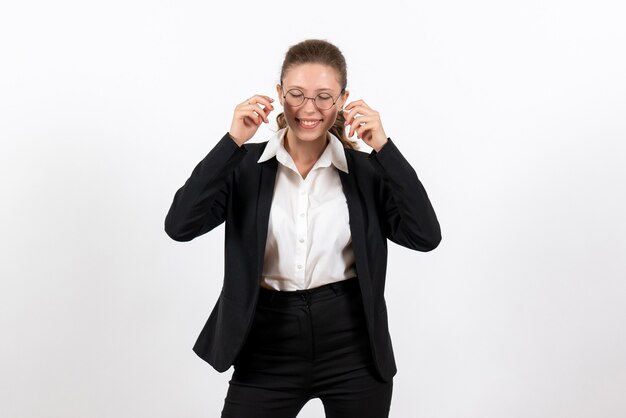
[343,100,388,152]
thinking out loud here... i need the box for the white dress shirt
[256,128,357,291]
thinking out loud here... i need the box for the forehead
[283,63,341,91]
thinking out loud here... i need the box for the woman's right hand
[228,95,275,146]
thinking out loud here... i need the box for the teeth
[300,120,320,126]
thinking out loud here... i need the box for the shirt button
[299,213,305,217]
[299,238,305,243]
[297,264,303,269]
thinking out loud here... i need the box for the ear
[338,90,350,109]
[275,83,283,106]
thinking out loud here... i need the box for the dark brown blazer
[164,132,441,382]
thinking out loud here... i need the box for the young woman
[165,39,441,418]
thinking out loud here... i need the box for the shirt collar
[257,127,349,173]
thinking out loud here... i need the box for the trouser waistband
[258,277,360,307]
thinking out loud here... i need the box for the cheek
[323,113,338,129]
[282,106,296,119]
[283,111,297,123]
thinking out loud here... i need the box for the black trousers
[221,277,393,418]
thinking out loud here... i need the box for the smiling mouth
[296,118,322,128]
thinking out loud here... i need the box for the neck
[283,128,329,165]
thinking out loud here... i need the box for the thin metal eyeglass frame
[280,85,346,110]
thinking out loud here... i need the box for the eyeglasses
[281,85,345,110]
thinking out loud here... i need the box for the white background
[2,1,625,417]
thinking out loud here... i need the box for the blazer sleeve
[164,132,248,242]
[368,138,442,251]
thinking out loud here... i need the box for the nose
[302,96,318,112]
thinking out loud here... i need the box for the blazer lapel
[256,157,278,284]
[338,163,373,315]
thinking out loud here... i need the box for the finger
[249,103,271,123]
[343,100,368,111]
[355,122,373,139]
[356,119,383,142]
[352,116,379,138]
[346,114,360,138]
[255,94,275,104]
[242,101,272,123]
[241,109,263,125]
[246,95,275,111]
[347,115,374,138]
[346,113,359,137]
[342,107,358,126]
[247,98,274,123]
[343,105,371,126]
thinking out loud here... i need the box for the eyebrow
[286,85,335,92]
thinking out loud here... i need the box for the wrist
[228,132,245,147]
[372,138,389,153]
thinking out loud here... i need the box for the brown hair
[276,39,358,150]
